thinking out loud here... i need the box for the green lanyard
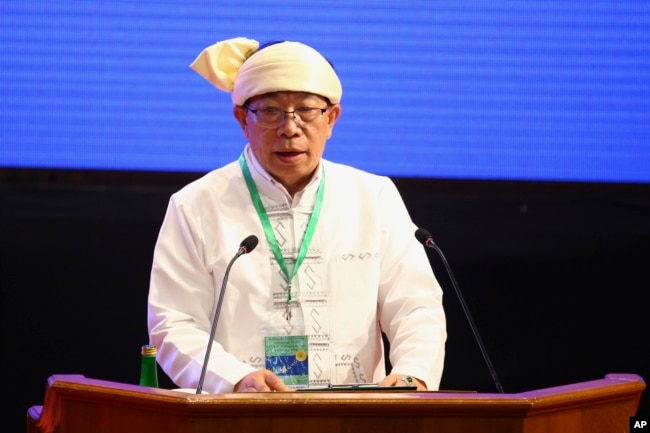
[238,153,325,320]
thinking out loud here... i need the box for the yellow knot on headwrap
[190,37,342,105]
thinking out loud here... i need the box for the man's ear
[325,104,342,138]
[233,105,250,137]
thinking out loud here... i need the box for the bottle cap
[141,344,157,356]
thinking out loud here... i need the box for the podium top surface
[27,373,645,433]
[42,372,645,415]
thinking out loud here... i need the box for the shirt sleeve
[375,177,447,389]
[147,194,255,393]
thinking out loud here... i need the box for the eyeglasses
[246,106,329,128]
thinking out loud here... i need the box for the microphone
[196,234,259,394]
[415,228,505,393]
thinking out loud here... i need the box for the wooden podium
[27,373,644,433]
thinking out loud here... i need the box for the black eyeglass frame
[245,105,329,127]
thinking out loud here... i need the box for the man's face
[234,91,341,195]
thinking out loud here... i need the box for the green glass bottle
[139,344,159,387]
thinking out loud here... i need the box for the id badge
[265,335,309,389]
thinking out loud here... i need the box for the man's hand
[234,369,292,392]
[379,373,427,391]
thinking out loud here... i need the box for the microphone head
[414,228,434,245]
[240,235,259,254]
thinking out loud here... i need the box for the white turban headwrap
[190,37,342,105]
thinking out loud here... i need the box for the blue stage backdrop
[1,2,648,183]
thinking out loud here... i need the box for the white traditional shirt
[148,144,446,393]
